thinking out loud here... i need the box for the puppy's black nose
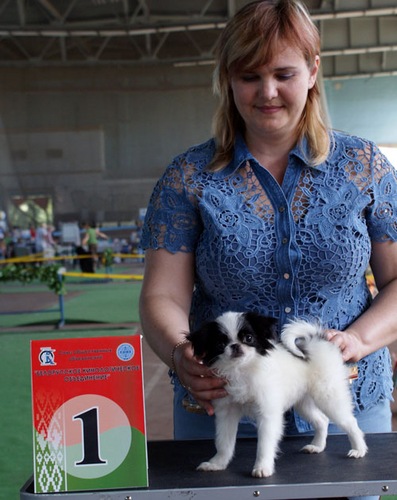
[230,343,243,358]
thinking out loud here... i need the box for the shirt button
[279,206,286,213]
[282,237,288,244]
[285,307,292,314]
[283,273,290,280]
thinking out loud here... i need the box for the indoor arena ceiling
[0,0,396,79]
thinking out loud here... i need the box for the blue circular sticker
[117,343,135,362]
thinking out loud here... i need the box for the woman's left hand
[326,328,364,363]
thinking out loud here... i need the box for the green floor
[0,279,142,328]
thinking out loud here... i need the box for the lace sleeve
[141,157,202,253]
[366,145,397,242]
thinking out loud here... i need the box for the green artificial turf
[0,327,136,500]
[0,281,142,328]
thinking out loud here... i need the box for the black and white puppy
[186,311,367,478]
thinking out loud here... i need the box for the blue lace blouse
[142,131,397,427]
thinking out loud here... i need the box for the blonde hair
[209,0,330,172]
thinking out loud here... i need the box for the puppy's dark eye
[243,334,254,345]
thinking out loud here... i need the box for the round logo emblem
[117,343,135,362]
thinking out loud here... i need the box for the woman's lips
[256,105,283,114]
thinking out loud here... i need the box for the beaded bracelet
[171,339,190,380]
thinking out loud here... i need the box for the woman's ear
[308,55,320,89]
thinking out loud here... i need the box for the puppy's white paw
[347,447,367,458]
[301,444,324,454]
[197,461,226,471]
[252,464,274,478]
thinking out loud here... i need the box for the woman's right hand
[173,342,228,415]
[139,249,227,415]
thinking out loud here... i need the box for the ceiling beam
[200,0,216,18]
[0,5,396,33]
[16,0,26,26]
[227,0,236,18]
[321,45,397,56]
[0,0,12,22]
[311,6,397,20]
[1,6,396,38]
[36,0,62,21]
[324,69,397,80]
[0,4,395,74]
[60,0,79,25]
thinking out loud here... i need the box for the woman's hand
[326,328,365,363]
[173,342,228,416]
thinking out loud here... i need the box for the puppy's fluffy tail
[280,318,326,359]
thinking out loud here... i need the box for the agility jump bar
[61,271,143,280]
[0,253,145,265]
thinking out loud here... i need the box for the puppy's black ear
[244,312,278,341]
[187,320,228,366]
[186,322,213,359]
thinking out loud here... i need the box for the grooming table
[20,433,397,499]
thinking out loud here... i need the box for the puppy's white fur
[189,312,367,478]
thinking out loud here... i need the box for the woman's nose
[259,78,278,100]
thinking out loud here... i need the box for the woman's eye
[241,74,259,82]
[277,74,293,81]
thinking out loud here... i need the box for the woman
[82,222,109,269]
[139,0,397,445]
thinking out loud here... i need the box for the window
[9,195,53,228]
[379,146,397,168]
